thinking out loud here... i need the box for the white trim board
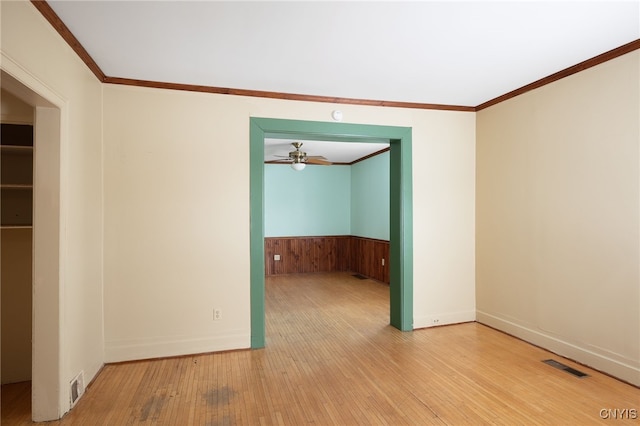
[105,332,250,363]
[414,310,476,329]
[476,310,640,387]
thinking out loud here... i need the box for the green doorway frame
[250,117,413,348]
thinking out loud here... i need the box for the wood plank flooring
[2,272,639,424]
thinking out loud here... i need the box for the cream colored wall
[1,0,104,417]
[476,51,639,386]
[103,85,476,361]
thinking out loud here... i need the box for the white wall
[1,0,104,418]
[476,51,639,386]
[103,85,476,360]
[412,110,477,328]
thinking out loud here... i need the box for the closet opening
[1,69,63,422]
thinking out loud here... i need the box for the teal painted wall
[264,152,390,239]
[351,152,390,240]
[264,164,351,237]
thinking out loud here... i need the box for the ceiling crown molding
[102,76,476,112]
[476,39,640,111]
[31,0,106,82]
[30,1,640,113]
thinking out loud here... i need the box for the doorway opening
[250,118,413,348]
[1,67,63,422]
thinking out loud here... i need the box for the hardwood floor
[2,272,639,424]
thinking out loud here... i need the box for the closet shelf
[1,184,33,189]
[1,123,34,228]
[1,145,33,152]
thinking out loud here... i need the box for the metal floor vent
[352,274,368,280]
[543,359,588,378]
[70,370,85,406]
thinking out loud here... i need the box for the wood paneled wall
[265,236,389,283]
[264,236,350,275]
[350,236,390,284]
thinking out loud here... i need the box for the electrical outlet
[214,309,221,321]
[274,254,281,261]
[432,318,440,325]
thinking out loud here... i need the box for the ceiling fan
[274,142,332,171]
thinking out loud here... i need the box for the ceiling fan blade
[306,155,328,160]
[266,158,292,163]
[306,158,332,165]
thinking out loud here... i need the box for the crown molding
[30,0,106,82]
[102,77,475,112]
[476,39,640,111]
[32,1,639,113]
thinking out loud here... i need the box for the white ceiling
[47,1,638,107]
[45,1,639,162]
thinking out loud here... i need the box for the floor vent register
[543,359,588,378]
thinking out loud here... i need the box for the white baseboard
[105,332,250,363]
[476,310,640,387]
[414,310,476,329]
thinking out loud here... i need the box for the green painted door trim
[250,118,266,348]
[250,117,413,348]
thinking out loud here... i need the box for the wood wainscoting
[349,236,390,284]
[264,236,389,283]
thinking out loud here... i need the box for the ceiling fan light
[291,161,306,171]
